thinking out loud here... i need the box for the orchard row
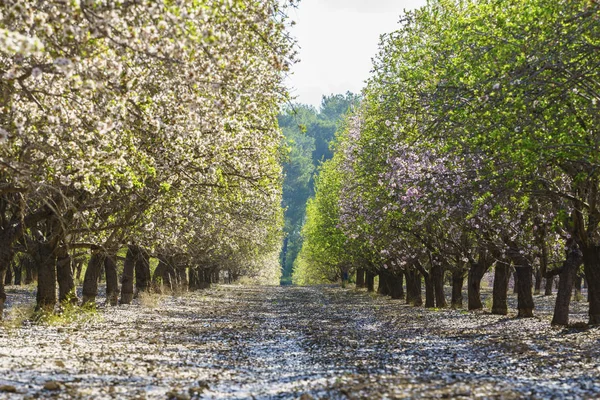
[0,0,296,315]
[295,0,600,325]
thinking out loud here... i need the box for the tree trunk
[355,268,365,288]
[581,245,600,325]
[534,266,542,295]
[468,262,487,310]
[152,258,168,292]
[105,255,119,306]
[552,245,583,326]
[24,256,35,284]
[536,231,550,295]
[513,271,519,294]
[432,263,446,308]
[515,265,534,318]
[0,246,15,319]
[82,253,105,305]
[378,272,391,296]
[189,267,198,290]
[199,269,211,289]
[56,248,76,303]
[574,274,582,301]
[451,269,465,309]
[492,262,510,315]
[120,245,137,304]
[545,275,554,296]
[366,271,375,292]
[389,272,404,300]
[424,273,434,308]
[14,260,22,285]
[36,242,57,312]
[4,264,12,285]
[176,266,188,290]
[75,259,84,282]
[134,247,151,294]
[405,269,422,306]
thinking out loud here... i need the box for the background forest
[278,93,359,283]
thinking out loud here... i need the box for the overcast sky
[285,0,428,108]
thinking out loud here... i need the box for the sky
[285,0,428,108]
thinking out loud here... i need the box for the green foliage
[279,93,360,278]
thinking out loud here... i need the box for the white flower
[0,128,8,143]
[31,67,42,79]
[492,83,500,90]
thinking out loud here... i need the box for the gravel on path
[0,284,599,399]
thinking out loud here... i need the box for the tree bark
[468,260,489,310]
[492,261,510,315]
[176,266,188,290]
[4,264,12,285]
[515,264,534,318]
[134,247,151,294]
[56,248,76,303]
[377,272,391,296]
[552,244,583,326]
[534,266,542,295]
[581,245,600,325]
[355,268,365,288]
[152,257,169,292]
[0,245,15,319]
[574,274,582,301]
[414,262,433,308]
[82,253,105,305]
[366,271,375,292]
[24,256,36,284]
[389,272,404,300]
[105,255,119,306]
[405,268,423,307]
[120,245,137,304]
[36,242,57,312]
[545,275,554,296]
[451,269,465,309]
[14,260,21,285]
[432,263,446,308]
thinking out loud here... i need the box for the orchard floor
[1,284,600,399]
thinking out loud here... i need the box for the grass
[1,303,36,331]
[138,290,163,309]
[36,300,100,325]
[484,296,493,310]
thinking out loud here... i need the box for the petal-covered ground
[1,285,599,399]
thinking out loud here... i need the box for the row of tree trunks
[189,268,214,290]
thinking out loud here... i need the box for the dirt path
[1,285,599,399]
